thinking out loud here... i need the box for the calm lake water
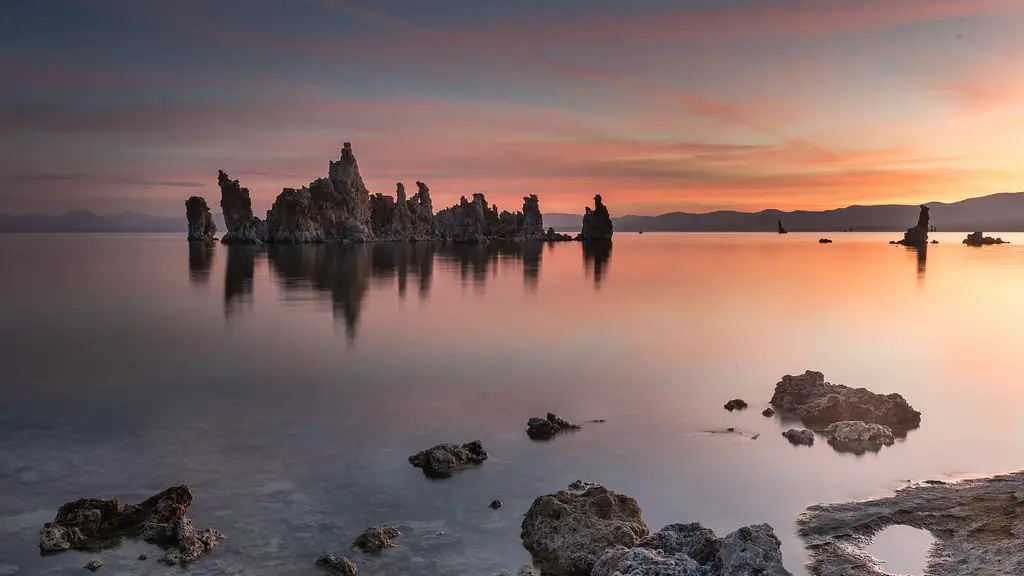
[2,232,1024,576]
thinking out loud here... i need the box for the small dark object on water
[638,230,643,235]
[526,413,581,440]
[751,433,760,440]
[778,220,787,234]
[352,526,400,553]
[489,500,503,509]
[724,399,748,411]
[783,429,815,446]
[818,238,832,243]
[137,554,147,561]
[888,240,897,245]
[930,240,939,244]
[84,559,103,571]
[762,407,775,417]
[726,427,735,432]
[587,419,606,423]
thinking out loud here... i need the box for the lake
[1,231,1023,576]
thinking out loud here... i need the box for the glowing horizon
[2,0,1022,217]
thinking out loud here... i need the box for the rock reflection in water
[187,241,215,284]
[224,245,259,318]
[582,241,612,287]
[434,242,544,290]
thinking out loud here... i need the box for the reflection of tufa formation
[187,143,615,245]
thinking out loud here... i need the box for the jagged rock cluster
[194,143,583,245]
[520,482,791,576]
[825,421,895,454]
[407,440,488,478]
[185,196,217,241]
[352,525,400,553]
[578,194,614,241]
[526,412,582,440]
[964,231,1009,246]
[894,205,929,247]
[782,429,815,446]
[768,370,921,432]
[38,486,222,566]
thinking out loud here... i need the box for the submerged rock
[315,553,358,575]
[782,429,815,446]
[83,559,103,571]
[352,525,400,553]
[408,441,488,478]
[185,196,217,241]
[521,483,650,574]
[578,194,614,241]
[818,238,833,244]
[768,370,921,431]
[490,500,503,510]
[825,421,895,454]
[39,486,221,565]
[894,205,929,248]
[218,171,266,244]
[266,187,325,243]
[526,413,582,440]
[724,399,748,411]
[798,470,1024,575]
[963,231,1008,246]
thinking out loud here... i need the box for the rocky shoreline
[184,142,614,246]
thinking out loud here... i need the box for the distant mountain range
[2,192,1022,233]
[546,192,1024,233]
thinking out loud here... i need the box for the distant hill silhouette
[547,192,1024,232]
[0,210,184,233]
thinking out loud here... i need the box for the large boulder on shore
[769,371,921,431]
[407,440,488,478]
[578,194,614,241]
[266,187,325,243]
[520,482,650,574]
[185,196,217,241]
[38,486,222,565]
[218,170,267,244]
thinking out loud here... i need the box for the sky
[1,0,1023,217]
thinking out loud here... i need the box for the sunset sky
[2,0,1023,217]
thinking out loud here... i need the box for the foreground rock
[185,196,217,241]
[526,413,582,440]
[824,421,895,454]
[352,525,400,553]
[578,194,614,241]
[408,441,488,478]
[315,554,358,575]
[218,170,267,244]
[963,231,1009,246]
[798,470,1024,575]
[782,429,815,446]
[769,370,921,432]
[894,205,929,248]
[521,482,650,574]
[39,486,222,565]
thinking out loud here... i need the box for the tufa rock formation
[963,231,1008,246]
[352,525,400,553]
[578,194,614,241]
[38,486,222,566]
[895,205,929,248]
[526,413,582,440]
[407,440,488,478]
[769,370,921,432]
[266,187,325,243]
[724,399,748,411]
[777,220,787,234]
[219,170,267,244]
[825,421,896,454]
[185,196,217,241]
[782,429,815,446]
[315,554,358,575]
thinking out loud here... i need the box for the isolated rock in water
[724,399,748,411]
[352,525,400,553]
[963,231,1008,246]
[895,205,929,247]
[218,170,266,244]
[526,412,582,440]
[315,554,358,575]
[521,483,649,575]
[578,194,614,241]
[799,470,1024,575]
[818,238,833,244]
[519,194,545,239]
[825,421,895,454]
[782,429,815,446]
[38,485,220,565]
[769,370,921,431]
[84,559,103,571]
[592,522,791,576]
[762,408,775,417]
[408,441,488,478]
[490,500,503,509]
[266,187,325,243]
[777,220,787,234]
[185,196,217,241]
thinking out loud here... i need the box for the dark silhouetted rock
[521,483,649,575]
[930,239,939,244]
[490,500,503,510]
[266,187,325,243]
[578,194,614,241]
[185,196,217,241]
[526,413,582,440]
[315,554,358,575]
[825,421,895,454]
[434,194,492,243]
[39,486,221,565]
[762,408,775,417]
[218,171,266,244]
[963,231,1008,246]
[352,526,400,553]
[520,194,545,239]
[818,238,832,243]
[308,143,373,242]
[769,370,921,431]
[895,205,929,248]
[724,399,748,411]
[137,554,147,560]
[782,429,815,446]
[84,559,103,571]
[777,220,787,234]
[408,441,488,478]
